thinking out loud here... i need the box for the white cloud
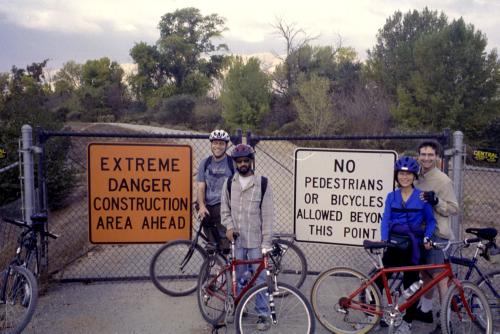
[0,0,498,69]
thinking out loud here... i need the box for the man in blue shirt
[196,129,234,250]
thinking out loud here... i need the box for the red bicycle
[197,233,315,333]
[310,239,493,334]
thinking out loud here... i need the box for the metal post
[451,131,464,240]
[21,125,36,223]
[35,128,48,213]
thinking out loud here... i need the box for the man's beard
[236,165,251,175]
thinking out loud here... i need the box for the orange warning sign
[87,143,192,244]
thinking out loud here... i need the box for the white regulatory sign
[294,148,397,246]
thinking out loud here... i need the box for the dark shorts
[425,235,448,264]
[202,203,229,252]
[423,235,448,275]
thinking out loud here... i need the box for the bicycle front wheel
[197,255,229,325]
[235,282,315,334]
[272,239,307,290]
[441,281,493,334]
[476,270,499,334]
[149,240,207,297]
[0,265,38,334]
[311,267,381,334]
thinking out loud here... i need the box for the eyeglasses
[235,158,251,164]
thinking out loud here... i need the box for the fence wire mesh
[4,123,498,284]
[455,162,500,277]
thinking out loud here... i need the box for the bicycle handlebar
[2,217,59,239]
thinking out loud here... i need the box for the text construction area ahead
[294,148,396,246]
[87,143,192,244]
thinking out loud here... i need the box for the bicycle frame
[450,250,499,299]
[205,254,269,306]
[341,261,477,321]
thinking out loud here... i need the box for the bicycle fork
[265,258,279,325]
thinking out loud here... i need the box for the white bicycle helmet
[209,129,230,142]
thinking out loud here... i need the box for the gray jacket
[221,173,274,249]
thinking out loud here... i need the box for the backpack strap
[226,155,235,175]
[227,176,267,209]
[203,156,213,173]
[260,176,267,209]
[227,177,232,203]
[204,155,234,176]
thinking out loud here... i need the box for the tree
[335,82,392,135]
[366,8,448,97]
[129,7,229,106]
[0,61,75,208]
[220,57,271,131]
[78,57,126,121]
[391,18,500,138]
[271,18,317,97]
[293,73,334,136]
[53,61,83,95]
[367,8,500,142]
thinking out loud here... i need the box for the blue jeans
[235,247,269,316]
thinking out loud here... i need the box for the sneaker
[414,307,434,323]
[395,320,412,334]
[256,316,271,331]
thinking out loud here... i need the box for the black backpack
[226,176,268,209]
[204,155,235,176]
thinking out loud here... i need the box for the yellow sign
[87,143,192,244]
[0,147,5,159]
[473,149,498,163]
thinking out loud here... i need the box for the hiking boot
[414,307,434,323]
[395,320,412,334]
[256,316,271,331]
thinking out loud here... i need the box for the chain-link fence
[6,124,496,283]
[455,162,500,276]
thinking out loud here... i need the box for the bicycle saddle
[465,227,497,241]
[363,240,387,250]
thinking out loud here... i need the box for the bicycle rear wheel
[272,239,307,290]
[0,265,38,334]
[197,255,229,325]
[476,270,499,334]
[235,282,315,334]
[149,240,207,297]
[441,281,493,334]
[311,267,380,334]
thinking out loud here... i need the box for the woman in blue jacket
[379,156,436,334]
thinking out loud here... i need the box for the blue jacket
[380,188,436,241]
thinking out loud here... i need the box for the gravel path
[22,278,436,334]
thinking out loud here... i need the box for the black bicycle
[1,213,58,334]
[149,208,308,297]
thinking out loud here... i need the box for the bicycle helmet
[209,129,230,142]
[395,156,419,175]
[231,144,255,160]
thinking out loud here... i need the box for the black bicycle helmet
[395,156,419,174]
[231,144,255,160]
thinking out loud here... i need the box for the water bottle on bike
[402,279,424,299]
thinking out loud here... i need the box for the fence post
[21,125,36,223]
[451,130,464,240]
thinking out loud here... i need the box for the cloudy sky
[0,0,498,72]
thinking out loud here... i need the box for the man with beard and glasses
[221,144,274,331]
[196,129,234,252]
